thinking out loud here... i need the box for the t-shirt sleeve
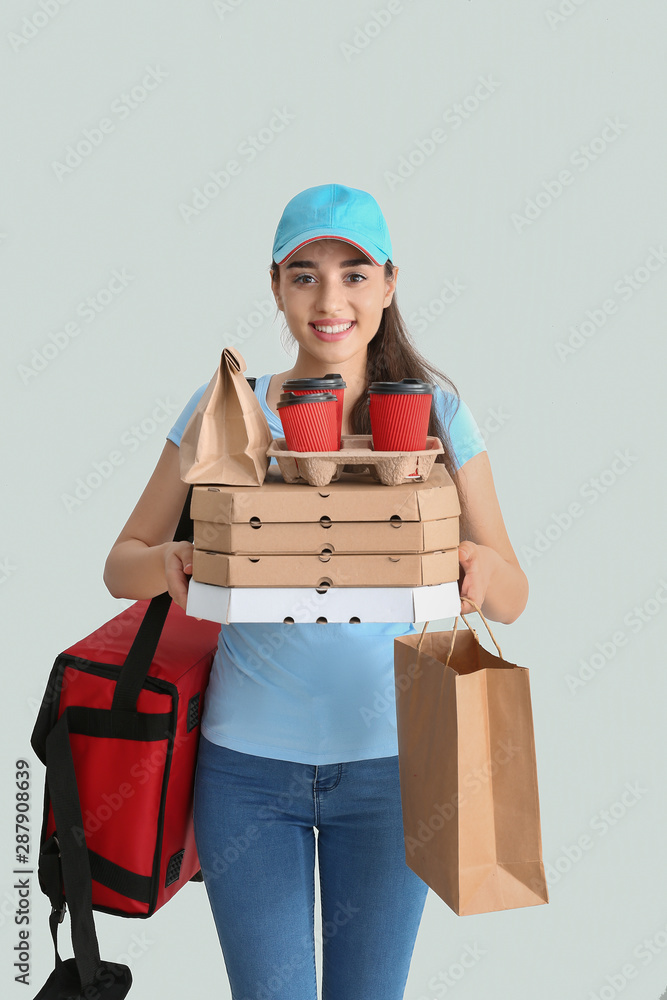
[433,385,487,472]
[166,383,209,447]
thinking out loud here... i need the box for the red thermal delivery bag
[30,483,220,1000]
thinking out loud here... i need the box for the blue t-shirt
[167,373,486,764]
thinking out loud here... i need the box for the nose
[314,274,346,315]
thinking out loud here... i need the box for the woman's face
[271,239,398,367]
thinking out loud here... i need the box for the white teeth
[313,322,353,334]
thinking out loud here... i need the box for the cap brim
[274,230,389,266]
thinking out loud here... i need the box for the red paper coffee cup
[277,391,340,452]
[369,379,434,452]
[281,375,346,446]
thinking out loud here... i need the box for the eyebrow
[285,258,373,269]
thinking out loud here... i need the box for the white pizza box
[186,578,461,625]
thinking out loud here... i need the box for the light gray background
[2,1,666,998]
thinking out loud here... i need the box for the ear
[383,265,398,308]
[270,268,284,313]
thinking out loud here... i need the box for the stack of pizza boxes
[187,462,461,624]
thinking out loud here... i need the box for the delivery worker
[103,183,528,1000]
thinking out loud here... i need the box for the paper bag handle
[416,597,503,668]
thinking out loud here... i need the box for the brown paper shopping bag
[394,600,549,916]
[179,347,273,486]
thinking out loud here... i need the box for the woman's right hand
[164,541,195,611]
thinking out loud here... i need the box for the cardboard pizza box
[194,516,459,555]
[190,463,459,525]
[186,578,462,624]
[191,549,459,588]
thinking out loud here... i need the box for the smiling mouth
[311,322,354,334]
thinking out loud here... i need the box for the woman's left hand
[457,542,499,617]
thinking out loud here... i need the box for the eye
[292,271,367,286]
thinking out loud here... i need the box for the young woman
[104,183,528,1000]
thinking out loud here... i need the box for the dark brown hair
[270,258,471,537]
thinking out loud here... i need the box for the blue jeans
[193,734,429,1000]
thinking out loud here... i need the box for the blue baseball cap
[272,183,393,266]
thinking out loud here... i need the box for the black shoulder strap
[32,378,258,1000]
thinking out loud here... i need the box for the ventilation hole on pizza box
[206,487,220,492]
[389,557,401,563]
[319,516,332,528]
[249,517,262,529]
[317,578,332,590]
[318,493,330,498]
[316,616,328,624]
[248,557,260,563]
[390,515,402,528]
[283,616,294,624]
[349,616,361,624]
[318,551,332,562]
[319,545,334,556]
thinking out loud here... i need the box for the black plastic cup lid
[277,391,338,409]
[282,374,346,389]
[369,378,434,395]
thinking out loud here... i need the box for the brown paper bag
[394,601,549,916]
[179,347,273,486]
